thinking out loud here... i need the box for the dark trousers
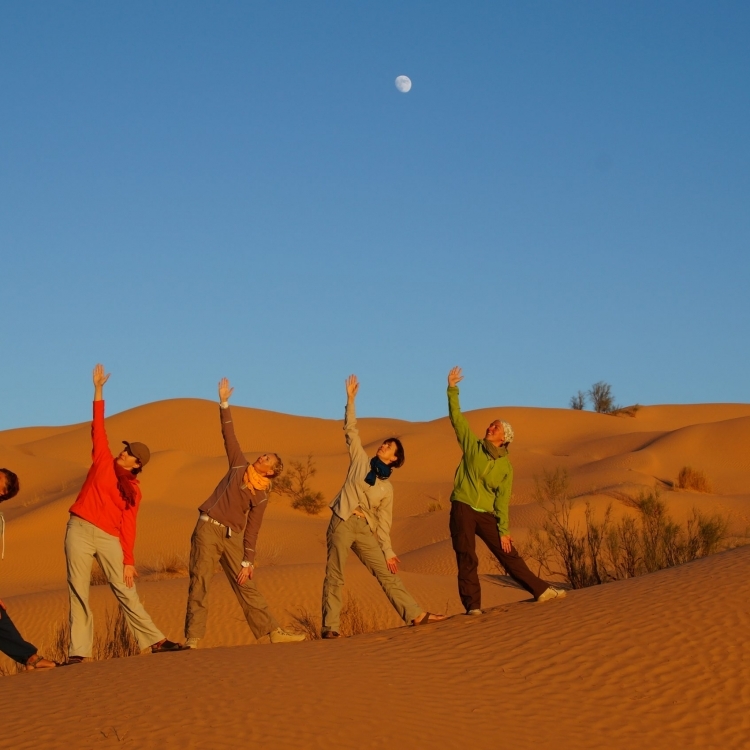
[449,500,549,611]
[0,604,37,664]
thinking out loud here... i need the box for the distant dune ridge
[1,398,749,748]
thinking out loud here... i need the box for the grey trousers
[321,513,422,634]
[184,518,279,640]
[65,516,165,657]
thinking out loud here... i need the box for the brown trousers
[184,518,279,640]
[449,500,549,611]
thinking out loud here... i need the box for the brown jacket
[198,405,268,564]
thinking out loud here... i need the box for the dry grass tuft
[288,593,390,640]
[90,557,108,586]
[675,466,712,493]
[140,552,190,581]
[1,605,143,676]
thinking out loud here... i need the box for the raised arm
[218,378,247,468]
[343,375,368,464]
[91,364,113,463]
[447,367,477,455]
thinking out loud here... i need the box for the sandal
[412,612,446,626]
[151,639,185,653]
[62,655,85,666]
[25,654,57,670]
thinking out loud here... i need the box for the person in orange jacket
[64,364,183,664]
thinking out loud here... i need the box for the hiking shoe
[322,631,341,639]
[269,628,306,644]
[466,609,483,616]
[151,639,185,653]
[184,637,200,649]
[537,587,566,603]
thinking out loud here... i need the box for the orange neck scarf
[244,465,271,491]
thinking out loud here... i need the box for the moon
[395,75,412,93]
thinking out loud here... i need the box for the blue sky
[1,1,748,429]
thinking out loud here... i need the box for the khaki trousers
[65,516,164,657]
[184,518,279,640]
[322,513,422,634]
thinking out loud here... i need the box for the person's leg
[93,526,165,651]
[0,604,38,664]
[350,518,422,624]
[185,519,223,640]
[218,532,280,639]
[475,512,549,599]
[321,514,356,635]
[65,516,98,658]
[449,501,482,612]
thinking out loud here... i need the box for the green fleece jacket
[448,386,513,536]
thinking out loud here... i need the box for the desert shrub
[570,391,586,410]
[272,454,326,515]
[675,466,712,493]
[588,382,615,414]
[524,470,730,590]
[610,404,641,418]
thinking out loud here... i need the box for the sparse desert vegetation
[272,454,326,515]
[289,592,390,640]
[675,466,712,493]
[523,468,731,589]
[569,382,639,417]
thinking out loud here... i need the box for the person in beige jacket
[321,375,445,638]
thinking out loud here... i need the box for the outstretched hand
[218,377,234,403]
[345,374,359,402]
[448,366,463,387]
[93,364,110,387]
[93,364,111,401]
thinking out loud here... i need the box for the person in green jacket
[447,367,565,614]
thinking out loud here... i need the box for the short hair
[270,454,284,478]
[0,468,20,502]
[384,438,405,469]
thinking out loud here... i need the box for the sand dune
[2,546,749,749]
[1,398,749,747]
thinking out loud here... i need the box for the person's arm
[91,364,113,463]
[494,462,513,552]
[119,496,141,586]
[343,375,368,465]
[374,487,399,572]
[447,367,477,455]
[235,500,269,585]
[218,378,247,468]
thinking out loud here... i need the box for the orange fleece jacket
[68,401,142,565]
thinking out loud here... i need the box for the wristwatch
[240,560,254,569]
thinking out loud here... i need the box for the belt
[200,513,232,536]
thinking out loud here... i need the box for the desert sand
[1,398,749,748]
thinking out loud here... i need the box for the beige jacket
[329,403,396,560]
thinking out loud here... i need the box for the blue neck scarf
[364,457,392,486]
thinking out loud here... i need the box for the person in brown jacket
[183,378,305,647]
